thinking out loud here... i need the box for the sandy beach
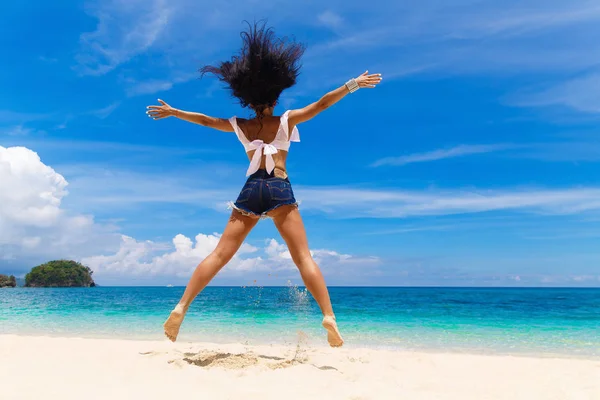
[1,335,598,400]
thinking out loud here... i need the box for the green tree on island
[0,274,17,288]
[25,260,96,288]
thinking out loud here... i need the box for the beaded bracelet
[345,78,360,93]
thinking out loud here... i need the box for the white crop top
[229,110,300,176]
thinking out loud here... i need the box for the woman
[147,23,382,347]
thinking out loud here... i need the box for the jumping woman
[147,22,382,347]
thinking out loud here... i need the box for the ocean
[1,286,598,358]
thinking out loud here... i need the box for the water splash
[286,280,309,307]
[241,280,264,308]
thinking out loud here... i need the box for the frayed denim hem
[227,201,299,219]
[227,201,266,219]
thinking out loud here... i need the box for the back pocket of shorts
[268,179,293,201]
[236,181,257,203]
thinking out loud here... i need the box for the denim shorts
[228,169,298,218]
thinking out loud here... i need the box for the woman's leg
[163,211,259,341]
[269,205,344,347]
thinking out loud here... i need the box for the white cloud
[0,146,378,283]
[83,234,379,281]
[466,4,600,36]
[265,238,291,260]
[0,110,51,124]
[0,146,68,228]
[512,73,600,114]
[88,102,121,119]
[540,274,600,284]
[67,0,600,122]
[50,161,600,220]
[1,125,35,136]
[571,275,598,282]
[372,144,514,167]
[72,0,291,78]
[512,142,600,162]
[61,165,235,213]
[0,146,121,271]
[317,11,344,30]
[304,0,600,92]
[126,80,174,96]
[3,149,598,286]
[38,56,58,63]
[297,186,600,218]
[125,73,196,96]
[75,0,172,75]
[69,0,600,94]
[5,138,215,156]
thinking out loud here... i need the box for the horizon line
[9,285,600,289]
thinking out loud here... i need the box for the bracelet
[345,78,360,93]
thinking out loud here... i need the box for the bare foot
[322,316,344,348]
[163,307,185,342]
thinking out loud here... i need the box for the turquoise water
[1,286,598,357]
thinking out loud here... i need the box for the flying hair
[200,21,305,116]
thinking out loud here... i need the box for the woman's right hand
[146,99,177,120]
[355,71,383,88]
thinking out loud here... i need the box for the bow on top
[246,140,278,176]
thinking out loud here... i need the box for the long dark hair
[200,21,305,117]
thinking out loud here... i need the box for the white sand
[1,335,599,400]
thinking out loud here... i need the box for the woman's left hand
[146,99,177,120]
[355,71,382,88]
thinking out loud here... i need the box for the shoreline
[1,334,599,400]
[1,333,598,359]
[2,331,599,361]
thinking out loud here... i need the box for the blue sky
[1,0,599,286]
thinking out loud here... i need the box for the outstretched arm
[146,99,233,132]
[288,71,382,126]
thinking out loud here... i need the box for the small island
[0,274,17,288]
[25,260,96,288]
